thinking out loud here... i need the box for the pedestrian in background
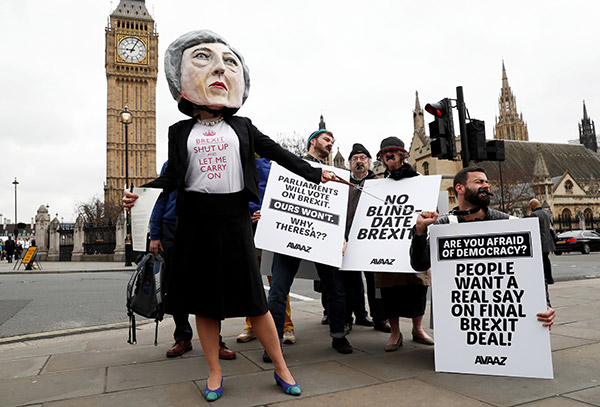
[529,199,556,284]
[4,236,15,263]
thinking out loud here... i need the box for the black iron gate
[59,223,74,261]
[83,225,116,255]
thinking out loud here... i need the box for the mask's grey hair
[164,30,250,105]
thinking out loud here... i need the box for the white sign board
[430,218,553,379]
[130,187,162,252]
[254,162,349,267]
[341,175,441,272]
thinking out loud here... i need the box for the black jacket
[145,116,322,214]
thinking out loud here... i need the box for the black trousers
[162,221,193,342]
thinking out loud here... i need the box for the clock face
[118,37,147,63]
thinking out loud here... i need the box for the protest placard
[254,162,349,267]
[130,187,162,251]
[341,175,441,272]
[430,218,553,379]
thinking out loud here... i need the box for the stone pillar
[34,205,51,261]
[578,210,586,230]
[71,215,85,262]
[114,212,126,262]
[47,217,61,261]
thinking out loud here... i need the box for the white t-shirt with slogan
[185,121,244,194]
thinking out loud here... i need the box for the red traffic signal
[425,98,456,160]
[425,101,448,118]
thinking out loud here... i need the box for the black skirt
[380,285,428,319]
[165,190,268,320]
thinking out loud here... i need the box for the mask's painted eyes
[224,55,239,67]
[193,51,209,59]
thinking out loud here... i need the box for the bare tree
[487,166,532,216]
[275,131,306,157]
[75,195,122,226]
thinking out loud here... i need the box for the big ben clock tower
[104,0,158,208]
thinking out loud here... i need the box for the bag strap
[152,253,164,346]
[126,254,151,345]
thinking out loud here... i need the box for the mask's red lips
[210,81,227,90]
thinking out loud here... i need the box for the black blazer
[145,116,322,213]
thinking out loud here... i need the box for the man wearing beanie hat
[266,128,353,358]
[344,143,390,333]
[373,136,436,351]
[305,130,334,162]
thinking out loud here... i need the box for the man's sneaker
[332,337,353,354]
[344,322,353,335]
[283,329,296,344]
[236,329,256,343]
[321,314,329,325]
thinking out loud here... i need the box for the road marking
[263,285,316,302]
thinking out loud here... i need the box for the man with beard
[410,167,556,329]
[265,129,354,359]
[344,143,390,333]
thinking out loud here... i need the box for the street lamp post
[12,177,19,238]
[120,106,134,266]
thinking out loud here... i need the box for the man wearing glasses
[345,144,391,333]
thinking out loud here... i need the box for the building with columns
[104,0,158,208]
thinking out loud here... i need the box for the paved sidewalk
[0,260,134,274]
[0,277,598,406]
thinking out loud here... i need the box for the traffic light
[466,119,487,162]
[425,98,456,160]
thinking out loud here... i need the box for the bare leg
[248,312,295,384]
[195,316,222,389]
[386,317,401,347]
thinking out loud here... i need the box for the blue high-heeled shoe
[274,371,301,396]
[204,377,223,402]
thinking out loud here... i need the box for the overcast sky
[1,0,599,223]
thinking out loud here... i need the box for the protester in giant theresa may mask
[124,30,335,402]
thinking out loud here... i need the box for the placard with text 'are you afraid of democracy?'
[430,218,553,379]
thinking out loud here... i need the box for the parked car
[554,230,600,255]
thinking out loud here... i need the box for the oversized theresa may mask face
[180,42,245,109]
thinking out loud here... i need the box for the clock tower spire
[104,0,158,208]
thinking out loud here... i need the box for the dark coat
[530,207,556,253]
[4,239,15,255]
[144,116,322,213]
[345,170,379,236]
[374,163,429,287]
